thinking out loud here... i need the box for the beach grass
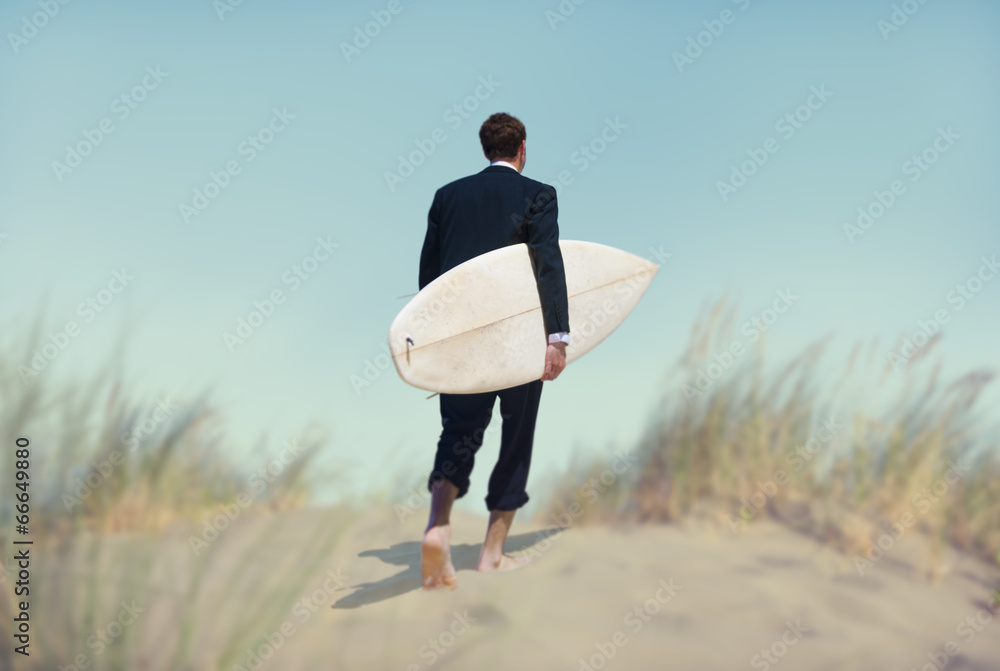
[0,325,346,670]
[2,299,998,668]
[542,296,1000,577]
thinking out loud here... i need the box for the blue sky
[1,0,998,514]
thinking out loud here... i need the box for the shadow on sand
[333,527,564,609]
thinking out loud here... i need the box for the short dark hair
[479,113,526,161]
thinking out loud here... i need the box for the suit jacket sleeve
[418,190,442,291]
[525,185,570,336]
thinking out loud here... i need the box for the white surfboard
[388,240,658,394]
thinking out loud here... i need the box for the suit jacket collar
[481,164,519,175]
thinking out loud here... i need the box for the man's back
[419,164,570,338]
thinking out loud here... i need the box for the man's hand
[541,342,567,381]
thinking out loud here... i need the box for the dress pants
[427,379,544,511]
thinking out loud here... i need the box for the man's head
[480,112,526,173]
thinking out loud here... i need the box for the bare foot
[476,552,533,573]
[421,525,457,590]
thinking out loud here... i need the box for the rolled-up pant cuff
[487,491,529,511]
[428,473,469,499]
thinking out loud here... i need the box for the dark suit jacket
[418,165,570,337]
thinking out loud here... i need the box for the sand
[30,505,1000,670]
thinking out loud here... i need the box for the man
[418,112,570,590]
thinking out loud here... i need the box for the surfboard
[388,240,658,394]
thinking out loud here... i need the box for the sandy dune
[36,505,1000,670]
[325,508,1000,671]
